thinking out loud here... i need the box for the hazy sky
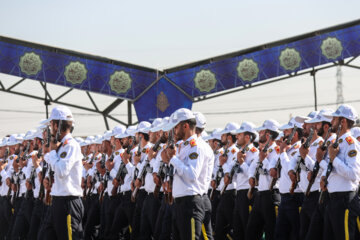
[0,0,360,136]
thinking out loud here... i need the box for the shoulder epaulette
[275,146,280,154]
[345,136,354,145]
[190,139,197,147]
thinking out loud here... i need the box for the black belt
[174,194,201,203]
[329,191,357,200]
[52,196,80,200]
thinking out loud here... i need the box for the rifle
[39,162,48,201]
[111,162,127,196]
[247,137,272,200]
[136,136,143,156]
[83,151,96,198]
[154,160,166,198]
[46,126,51,148]
[289,128,314,194]
[165,129,175,203]
[210,165,223,200]
[99,171,109,204]
[319,124,341,204]
[220,143,250,195]
[87,170,99,197]
[131,159,149,202]
[37,140,44,158]
[21,142,30,161]
[269,126,298,190]
[305,127,332,196]
[108,145,115,162]
[45,166,54,205]
[152,139,162,152]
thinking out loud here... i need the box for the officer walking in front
[38,105,84,240]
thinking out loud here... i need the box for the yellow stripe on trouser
[344,209,349,240]
[67,214,72,240]
[201,224,208,240]
[249,205,252,213]
[275,206,278,217]
[191,218,195,240]
[226,233,233,240]
[299,207,301,214]
[357,217,360,233]
[129,225,132,233]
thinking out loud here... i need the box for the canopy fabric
[0,19,359,122]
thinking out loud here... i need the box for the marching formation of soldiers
[0,103,360,240]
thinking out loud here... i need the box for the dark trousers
[210,190,220,230]
[172,195,205,240]
[38,196,84,240]
[84,194,100,240]
[298,191,319,239]
[275,193,303,240]
[28,198,46,240]
[246,190,280,240]
[139,192,162,240]
[233,189,253,240]
[102,194,120,239]
[0,197,12,240]
[201,194,213,240]
[12,196,34,239]
[323,191,359,240]
[154,197,173,240]
[131,189,146,240]
[214,189,236,240]
[305,190,329,240]
[7,196,24,239]
[108,191,134,240]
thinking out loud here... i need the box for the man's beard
[317,127,324,137]
[259,135,267,144]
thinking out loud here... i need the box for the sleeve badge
[189,152,198,160]
[348,150,357,158]
[115,152,120,156]
[183,141,189,146]
[339,138,343,144]
[268,148,273,153]
[142,148,147,153]
[60,152,67,158]
[291,151,297,156]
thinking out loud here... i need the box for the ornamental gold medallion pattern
[321,37,343,59]
[279,48,301,71]
[19,52,42,76]
[64,61,87,85]
[194,69,217,92]
[156,91,170,112]
[109,70,132,94]
[237,58,259,81]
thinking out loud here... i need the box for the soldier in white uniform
[273,117,304,240]
[214,122,239,240]
[38,105,84,240]
[321,104,360,240]
[161,108,206,240]
[246,120,281,240]
[194,111,215,240]
[231,122,258,240]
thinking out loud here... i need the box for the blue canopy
[0,19,359,123]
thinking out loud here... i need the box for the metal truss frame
[0,77,137,129]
